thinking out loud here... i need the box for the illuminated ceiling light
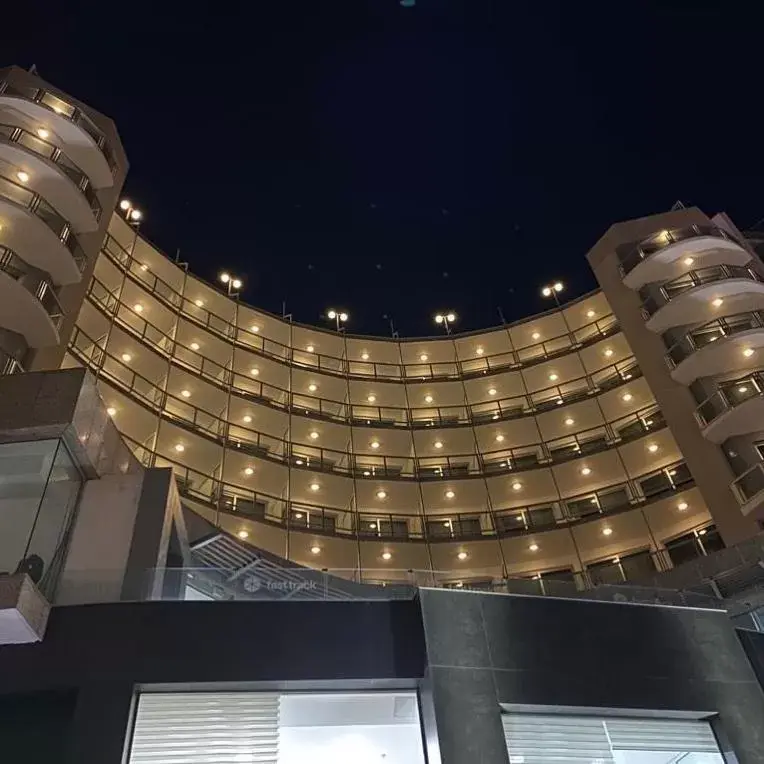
[556,398,564,405]
[194,299,204,308]
[382,551,392,561]
[564,417,574,426]
[328,310,337,319]
[106,406,117,417]
[133,303,144,313]
[602,526,613,536]
[488,388,497,396]
[244,467,254,476]
[242,415,252,423]
[604,348,614,357]
[190,342,200,351]
[580,466,592,476]
[130,209,142,221]
[457,551,468,561]
[174,443,185,453]
[424,394,434,404]
[308,383,318,392]
[296,459,305,466]
[698,528,707,536]
[309,482,320,492]
[677,501,688,511]
[237,530,249,539]
[445,489,455,499]
[434,440,443,449]
[361,351,370,361]
[622,393,633,402]
[419,353,429,362]
[476,346,484,355]
[743,347,755,357]
[684,257,694,266]
[549,373,558,382]
[512,481,522,491]
[120,199,131,210]
[648,443,659,453]
[712,298,724,308]
[310,545,321,554]
[456,581,464,588]
[250,367,260,376]
[219,273,230,284]
[250,325,260,333]
[495,434,505,442]
[370,440,380,449]
[529,543,539,552]
[492,413,500,420]
[307,344,315,353]
[16,171,29,183]
[612,557,620,564]
[532,332,541,340]
[309,431,319,440]
[586,310,595,318]
[37,127,49,139]
[363,470,370,476]
[181,389,191,398]
[121,352,132,363]
[367,394,376,403]
[376,489,387,500]
[738,386,748,393]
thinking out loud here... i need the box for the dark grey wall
[419,588,764,764]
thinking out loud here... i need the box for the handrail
[0,123,101,220]
[74,307,643,435]
[664,309,764,368]
[0,79,117,174]
[640,264,762,318]
[0,245,63,328]
[620,223,743,276]
[695,371,764,428]
[122,431,695,543]
[102,233,620,377]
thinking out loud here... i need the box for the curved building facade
[1,65,761,591]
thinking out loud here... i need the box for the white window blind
[127,692,280,764]
[502,714,615,764]
[502,713,722,763]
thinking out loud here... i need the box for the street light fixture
[119,199,143,226]
[327,309,349,332]
[219,271,243,296]
[434,311,457,334]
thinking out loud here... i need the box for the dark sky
[3,1,763,335]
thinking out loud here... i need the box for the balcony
[0,171,83,284]
[695,372,764,443]
[0,79,115,188]
[0,124,101,230]
[0,246,62,346]
[664,310,764,385]
[620,224,749,290]
[732,462,764,518]
[642,265,764,333]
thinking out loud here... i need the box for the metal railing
[620,224,743,277]
[732,462,764,507]
[0,123,101,220]
[0,246,63,329]
[0,79,118,174]
[665,309,764,368]
[100,233,621,381]
[695,372,764,428]
[641,264,761,319]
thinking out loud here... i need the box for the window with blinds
[502,713,725,763]
[126,691,426,764]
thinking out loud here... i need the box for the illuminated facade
[1,65,763,589]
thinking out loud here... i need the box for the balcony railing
[665,309,764,368]
[620,224,742,277]
[0,123,101,220]
[0,246,63,329]
[641,264,762,319]
[732,462,764,507]
[695,372,764,428]
[0,348,24,375]
[0,169,87,273]
[100,234,620,381]
[0,79,118,174]
[70,322,644,437]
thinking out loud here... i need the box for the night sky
[3,1,763,336]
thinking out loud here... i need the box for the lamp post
[219,271,243,297]
[434,311,457,335]
[119,198,143,226]
[327,309,349,333]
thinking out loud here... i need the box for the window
[127,691,426,764]
[502,713,724,763]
